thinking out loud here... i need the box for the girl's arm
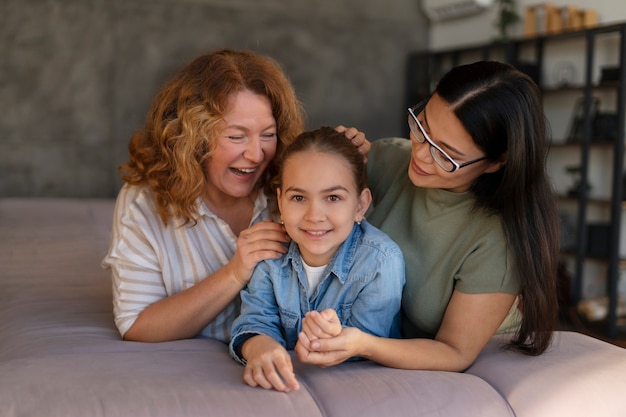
[230,261,299,392]
[296,290,515,371]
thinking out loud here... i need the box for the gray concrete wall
[1,0,428,198]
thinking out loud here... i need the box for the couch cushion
[294,359,514,417]
[0,343,324,417]
[466,331,626,417]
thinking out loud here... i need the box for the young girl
[229,126,405,392]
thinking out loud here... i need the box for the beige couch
[1,198,625,417]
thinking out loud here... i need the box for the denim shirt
[229,220,405,364]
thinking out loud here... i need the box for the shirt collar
[197,189,269,221]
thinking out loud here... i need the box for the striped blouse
[102,184,270,342]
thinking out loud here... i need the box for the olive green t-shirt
[366,138,520,338]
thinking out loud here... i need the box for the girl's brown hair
[267,126,367,220]
[278,126,367,192]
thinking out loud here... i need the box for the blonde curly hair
[120,49,304,225]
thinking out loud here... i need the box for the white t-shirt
[102,184,270,342]
[302,261,327,297]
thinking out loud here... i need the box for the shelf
[555,193,626,206]
[559,250,626,267]
[541,82,620,93]
[566,306,626,347]
[424,22,626,56]
[549,140,618,147]
[554,194,626,206]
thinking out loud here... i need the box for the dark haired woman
[296,60,560,371]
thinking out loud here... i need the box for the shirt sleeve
[345,248,405,339]
[229,261,285,365]
[102,185,166,337]
[366,138,412,209]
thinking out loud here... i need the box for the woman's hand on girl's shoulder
[228,221,290,286]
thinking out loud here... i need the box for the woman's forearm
[358,333,475,372]
[123,264,245,342]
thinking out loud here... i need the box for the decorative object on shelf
[565,165,591,198]
[567,96,618,142]
[578,295,626,322]
[593,111,619,141]
[560,5,581,30]
[586,222,611,258]
[567,97,599,143]
[421,0,494,22]
[580,8,598,29]
[600,66,620,84]
[494,0,520,42]
[523,4,539,36]
[552,61,576,87]
[524,3,598,37]
[545,3,562,34]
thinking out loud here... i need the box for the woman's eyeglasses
[407,107,488,173]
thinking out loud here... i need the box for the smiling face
[277,150,371,267]
[408,94,503,193]
[203,89,277,206]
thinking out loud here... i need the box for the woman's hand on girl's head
[227,220,290,286]
[335,125,371,163]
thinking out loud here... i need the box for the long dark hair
[435,61,559,355]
